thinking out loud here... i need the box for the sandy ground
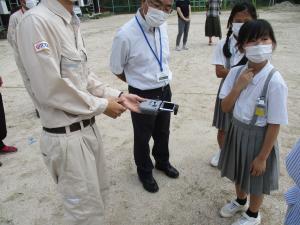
[0,5,300,225]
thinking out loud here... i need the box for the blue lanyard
[135,16,163,72]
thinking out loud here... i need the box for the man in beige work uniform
[16,0,143,224]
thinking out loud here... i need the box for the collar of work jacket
[44,0,72,24]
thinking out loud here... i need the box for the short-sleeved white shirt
[219,61,288,127]
[212,35,244,69]
[110,10,172,90]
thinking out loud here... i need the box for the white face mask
[145,5,169,27]
[245,44,273,63]
[232,23,243,37]
[25,0,37,9]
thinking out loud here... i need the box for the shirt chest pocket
[60,49,88,90]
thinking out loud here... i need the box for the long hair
[223,2,257,58]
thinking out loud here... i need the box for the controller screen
[162,102,174,110]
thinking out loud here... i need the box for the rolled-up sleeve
[17,15,109,116]
[87,70,121,98]
[110,29,129,75]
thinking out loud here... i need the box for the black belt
[43,117,95,134]
[129,84,170,93]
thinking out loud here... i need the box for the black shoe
[138,175,159,193]
[0,161,2,167]
[155,163,179,178]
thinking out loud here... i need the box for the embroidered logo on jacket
[34,41,49,52]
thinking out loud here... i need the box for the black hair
[237,19,277,51]
[223,2,257,58]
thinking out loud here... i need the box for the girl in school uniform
[218,19,288,225]
[211,3,257,167]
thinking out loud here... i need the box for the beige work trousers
[40,122,107,225]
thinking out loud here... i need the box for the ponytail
[223,27,232,58]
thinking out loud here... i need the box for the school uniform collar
[44,0,72,24]
[136,9,154,32]
[250,61,273,85]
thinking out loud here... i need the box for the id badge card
[156,71,169,82]
[255,98,266,117]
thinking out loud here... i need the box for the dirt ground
[0,4,299,225]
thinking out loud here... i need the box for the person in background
[0,76,18,161]
[285,139,300,225]
[205,0,222,45]
[110,0,179,193]
[7,0,39,117]
[7,0,37,48]
[175,0,191,51]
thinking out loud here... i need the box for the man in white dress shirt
[110,0,179,193]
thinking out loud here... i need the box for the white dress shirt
[110,10,172,90]
[212,35,244,69]
[219,61,288,127]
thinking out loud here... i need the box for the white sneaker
[210,150,221,167]
[183,45,189,50]
[232,212,261,225]
[175,46,181,51]
[220,200,248,218]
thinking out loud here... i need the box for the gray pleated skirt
[212,79,232,131]
[205,15,222,38]
[218,118,279,195]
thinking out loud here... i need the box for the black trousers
[129,85,172,179]
[0,93,7,148]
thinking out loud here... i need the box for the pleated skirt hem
[212,80,231,131]
[218,118,279,195]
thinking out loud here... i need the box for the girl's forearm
[221,86,241,112]
[257,124,280,161]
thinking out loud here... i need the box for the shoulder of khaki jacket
[18,12,61,58]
